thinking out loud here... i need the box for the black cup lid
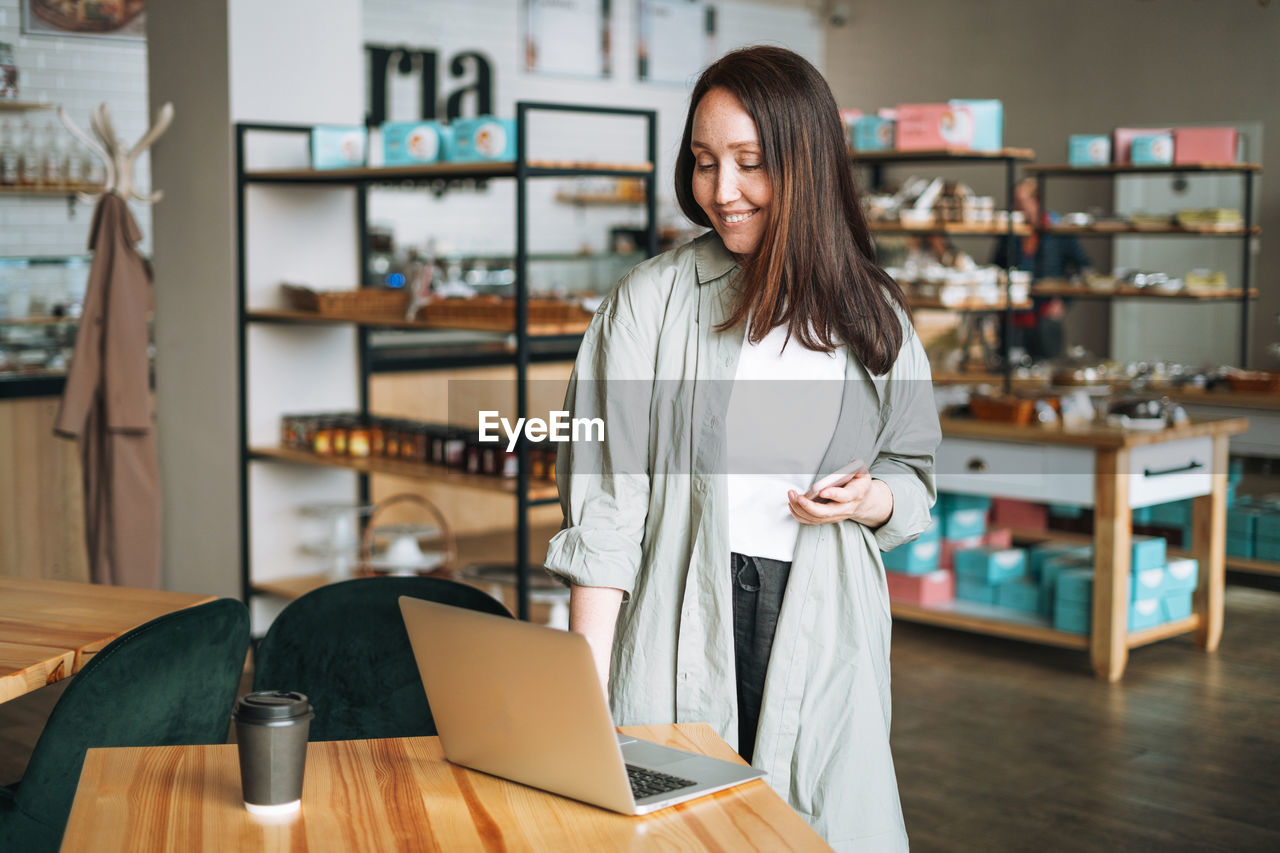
[235,690,311,722]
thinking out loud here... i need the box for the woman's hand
[787,468,894,529]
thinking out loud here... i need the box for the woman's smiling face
[690,87,772,258]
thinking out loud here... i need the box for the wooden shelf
[245,159,653,184]
[0,183,102,196]
[1225,555,1280,578]
[1043,224,1259,237]
[246,308,592,336]
[1028,162,1260,175]
[890,599,1088,649]
[852,147,1036,163]
[249,445,559,501]
[0,101,54,112]
[554,192,644,205]
[1031,284,1257,302]
[908,297,1032,312]
[871,222,1032,237]
[939,414,1248,449]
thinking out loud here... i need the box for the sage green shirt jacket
[546,231,940,850]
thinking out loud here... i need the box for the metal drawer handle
[966,457,987,473]
[1143,460,1203,478]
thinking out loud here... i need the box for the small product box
[382,121,448,165]
[940,535,984,570]
[1053,568,1096,634]
[1173,127,1238,165]
[1130,565,1165,602]
[894,103,951,150]
[1129,597,1162,631]
[1113,127,1173,164]
[956,578,999,605]
[991,498,1048,531]
[445,116,516,163]
[852,115,895,152]
[1227,507,1260,558]
[1161,591,1193,623]
[984,527,1013,550]
[1040,553,1094,616]
[886,569,954,606]
[1163,557,1198,594]
[1131,133,1174,166]
[311,125,367,170]
[1131,535,1167,573]
[1069,134,1111,166]
[938,493,990,540]
[948,99,1003,152]
[882,538,941,575]
[955,547,1026,585]
[1028,543,1091,582]
[996,579,1040,614]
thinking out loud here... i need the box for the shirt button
[679,671,690,682]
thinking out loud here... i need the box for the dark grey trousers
[730,551,792,765]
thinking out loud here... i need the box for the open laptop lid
[398,596,636,813]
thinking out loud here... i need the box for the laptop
[399,596,765,815]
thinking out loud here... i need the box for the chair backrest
[4,598,250,853]
[253,577,511,742]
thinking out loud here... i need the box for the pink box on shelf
[991,498,1048,531]
[895,103,951,150]
[1173,127,1238,165]
[940,535,984,570]
[886,568,954,606]
[1113,127,1173,164]
[984,527,1014,549]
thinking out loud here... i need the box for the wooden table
[897,417,1248,681]
[0,577,214,703]
[61,722,830,852]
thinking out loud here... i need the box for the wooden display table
[0,578,214,703]
[61,722,830,852]
[910,417,1248,681]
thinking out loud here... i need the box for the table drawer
[1127,436,1213,508]
[936,438,1094,506]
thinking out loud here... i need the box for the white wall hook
[56,102,175,205]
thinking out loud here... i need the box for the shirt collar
[693,230,739,285]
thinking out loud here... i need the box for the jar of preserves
[348,419,371,458]
[313,418,335,456]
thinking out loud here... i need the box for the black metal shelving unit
[1026,161,1261,367]
[235,102,658,621]
[853,147,1036,392]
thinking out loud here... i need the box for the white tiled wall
[0,0,150,260]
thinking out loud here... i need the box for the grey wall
[826,0,1278,365]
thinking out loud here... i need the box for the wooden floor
[3,580,1278,850]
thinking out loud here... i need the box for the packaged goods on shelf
[1041,554,1094,618]
[1068,134,1111,166]
[895,100,1003,152]
[936,492,990,540]
[310,125,367,170]
[886,569,954,605]
[883,537,941,575]
[1028,542,1091,583]
[949,100,1003,152]
[1112,127,1173,164]
[382,121,448,165]
[838,108,862,147]
[1173,126,1238,164]
[1130,134,1174,166]
[954,546,1027,585]
[852,115,895,151]
[1176,208,1243,231]
[1131,535,1167,572]
[956,578,999,605]
[995,579,1040,614]
[991,498,1048,531]
[446,117,516,163]
[984,528,1013,549]
[940,536,983,571]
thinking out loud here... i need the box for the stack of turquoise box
[1050,536,1196,634]
[1138,456,1244,549]
[882,515,942,574]
[954,545,1036,613]
[1229,496,1280,561]
[933,493,990,568]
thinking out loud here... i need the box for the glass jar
[332,417,350,456]
[313,419,335,456]
[347,419,371,458]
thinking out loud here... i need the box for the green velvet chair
[253,576,511,742]
[0,597,250,853]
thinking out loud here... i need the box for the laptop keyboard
[626,764,697,800]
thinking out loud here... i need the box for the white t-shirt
[725,323,847,561]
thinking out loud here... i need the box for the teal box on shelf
[956,579,999,605]
[446,117,517,162]
[852,115,895,151]
[941,507,987,541]
[939,493,992,513]
[1131,133,1174,165]
[1130,565,1165,601]
[883,538,942,575]
[382,121,449,165]
[1053,599,1090,634]
[1258,538,1280,562]
[1131,535,1167,573]
[1048,503,1084,519]
[1163,557,1198,594]
[310,125,367,170]
[1162,591,1193,622]
[1040,554,1094,616]
[955,547,1026,585]
[1257,509,1280,541]
[1150,499,1192,526]
[1068,134,1111,166]
[1028,542,1091,582]
[996,579,1040,614]
[1129,597,1162,631]
[949,99,1003,152]
[1052,568,1094,633]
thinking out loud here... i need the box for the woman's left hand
[788,469,894,528]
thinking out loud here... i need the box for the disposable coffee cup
[232,691,314,816]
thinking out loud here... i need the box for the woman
[545,46,939,850]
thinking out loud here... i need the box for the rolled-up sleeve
[544,296,655,598]
[868,326,941,552]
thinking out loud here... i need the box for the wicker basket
[282,283,410,319]
[969,395,1036,426]
[356,493,457,577]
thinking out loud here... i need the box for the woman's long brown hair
[674,46,909,375]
